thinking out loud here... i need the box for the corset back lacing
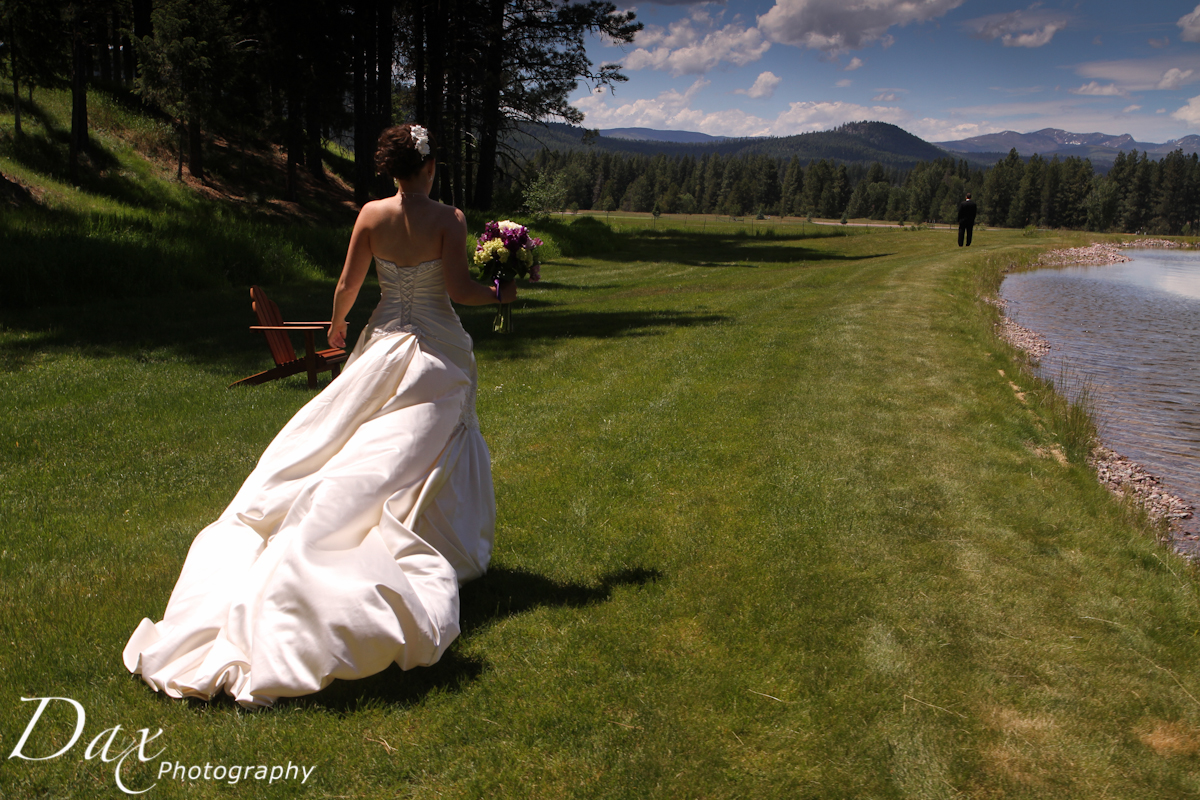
[369,258,478,432]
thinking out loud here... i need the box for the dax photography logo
[9,697,165,795]
[9,697,317,794]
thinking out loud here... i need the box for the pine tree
[779,156,801,217]
[1007,153,1044,228]
[135,0,238,181]
[980,149,1023,226]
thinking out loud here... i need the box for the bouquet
[473,220,542,333]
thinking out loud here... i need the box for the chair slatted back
[250,286,297,366]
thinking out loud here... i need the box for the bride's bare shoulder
[430,203,468,232]
[433,202,466,221]
[354,198,394,225]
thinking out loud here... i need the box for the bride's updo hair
[375,124,436,181]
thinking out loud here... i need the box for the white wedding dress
[124,258,495,707]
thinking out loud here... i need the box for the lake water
[1000,249,1200,537]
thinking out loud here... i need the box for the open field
[4,219,1200,798]
[560,208,960,235]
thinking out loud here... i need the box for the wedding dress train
[124,258,494,707]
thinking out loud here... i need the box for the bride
[123,124,515,707]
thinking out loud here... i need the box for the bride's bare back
[328,160,514,349]
[359,192,459,267]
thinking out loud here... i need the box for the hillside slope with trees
[1,0,639,209]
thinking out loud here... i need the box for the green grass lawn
[3,218,1200,798]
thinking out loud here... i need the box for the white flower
[411,125,430,156]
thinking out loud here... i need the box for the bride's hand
[328,320,348,349]
[498,280,517,303]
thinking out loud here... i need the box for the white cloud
[965,7,1068,49]
[736,71,782,99]
[1179,5,1200,43]
[757,0,964,53]
[775,100,909,131]
[1158,68,1194,90]
[1172,95,1200,127]
[625,11,770,76]
[989,85,1044,95]
[1002,24,1063,48]
[912,119,1003,142]
[845,57,864,71]
[1072,56,1200,93]
[576,83,914,138]
[574,77,777,135]
[1070,81,1128,97]
[1149,37,1170,49]
[835,78,852,87]
[873,92,898,101]
[1123,104,1142,113]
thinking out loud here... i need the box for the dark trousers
[958,223,973,247]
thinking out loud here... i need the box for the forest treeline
[526,145,1200,235]
[0,0,639,208]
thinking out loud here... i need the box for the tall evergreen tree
[135,0,238,180]
[980,149,1023,226]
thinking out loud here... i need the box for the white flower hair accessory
[410,125,430,157]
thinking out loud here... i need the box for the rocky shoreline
[993,241,1198,557]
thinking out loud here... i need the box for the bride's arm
[328,206,377,348]
[443,210,517,305]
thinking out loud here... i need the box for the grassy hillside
[0,88,649,311]
[0,86,361,309]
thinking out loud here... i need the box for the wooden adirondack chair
[230,286,348,389]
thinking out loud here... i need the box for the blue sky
[571,1,1200,143]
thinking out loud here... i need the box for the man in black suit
[957,193,978,247]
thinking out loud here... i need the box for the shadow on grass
[465,308,729,358]
[459,565,662,634]
[272,566,661,712]
[1,195,354,311]
[1,286,719,376]
[0,105,188,213]
[0,285,349,378]
[618,229,890,266]
[515,279,621,292]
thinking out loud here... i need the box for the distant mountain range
[935,128,1200,162]
[598,127,732,144]
[508,122,1200,170]
[511,121,955,169]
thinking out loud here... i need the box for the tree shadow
[1,107,150,198]
[1,286,324,372]
[276,565,661,712]
[463,308,728,357]
[2,287,729,376]
[618,230,890,266]
[518,279,621,291]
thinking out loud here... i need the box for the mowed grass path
[2,225,1199,798]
